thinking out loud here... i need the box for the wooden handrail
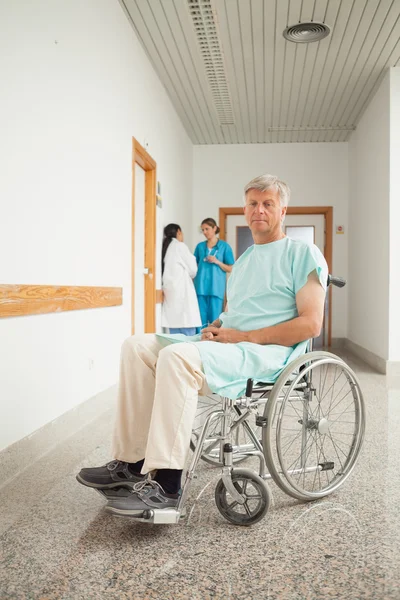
[0,284,122,318]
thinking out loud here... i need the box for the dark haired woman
[194,218,235,327]
[161,223,201,335]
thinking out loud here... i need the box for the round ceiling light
[283,22,330,43]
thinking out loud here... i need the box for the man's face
[243,188,286,238]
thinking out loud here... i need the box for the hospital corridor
[1,0,400,598]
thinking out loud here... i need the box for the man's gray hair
[244,174,291,207]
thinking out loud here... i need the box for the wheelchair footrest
[112,508,184,524]
[96,489,185,524]
[95,487,132,499]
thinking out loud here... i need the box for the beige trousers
[112,334,211,473]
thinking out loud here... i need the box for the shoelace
[107,460,124,472]
[132,477,162,494]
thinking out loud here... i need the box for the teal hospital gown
[157,237,328,399]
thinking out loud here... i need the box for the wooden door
[131,139,156,334]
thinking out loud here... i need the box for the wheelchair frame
[105,277,366,526]
[117,349,365,525]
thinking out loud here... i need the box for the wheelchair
[101,276,366,526]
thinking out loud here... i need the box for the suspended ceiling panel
[120,0,400,144]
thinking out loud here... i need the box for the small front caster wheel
[215,468,271,526]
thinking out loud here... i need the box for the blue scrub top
[194,239,235,300]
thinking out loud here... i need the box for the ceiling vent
[283,22,330,43]
[187,0,234,125]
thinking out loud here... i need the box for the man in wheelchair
[77,174,328,517]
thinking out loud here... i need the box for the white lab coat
[161,238,201,328]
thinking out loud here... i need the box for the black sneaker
[105,479,180,517]
[76,460,144,490]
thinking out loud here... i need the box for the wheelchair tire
[191,396,260,467]
[214,468,271,526]
[262,351,365,501]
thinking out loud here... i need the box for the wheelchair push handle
[327,275,346,288]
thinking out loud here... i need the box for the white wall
[348,72,390,361]
[389,68,400,361]
[0,0,193,451]
[192,143,349,338]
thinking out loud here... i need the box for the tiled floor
[0,350,399,599]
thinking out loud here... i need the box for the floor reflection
[0,349,399,599]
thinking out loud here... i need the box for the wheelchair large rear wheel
[190,395,260,467]
[263,352,365,501]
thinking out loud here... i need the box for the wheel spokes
[273,358,363,497]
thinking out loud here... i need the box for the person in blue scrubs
[194,218,235,327]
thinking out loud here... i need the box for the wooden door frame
[219,206,333,346]
[132,138,156,334]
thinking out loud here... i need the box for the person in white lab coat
[161,223,201,335]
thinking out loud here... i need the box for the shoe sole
[105,505,185,521]
[105,505,146,516]
[75,474,141,489]
[105,503,179,516]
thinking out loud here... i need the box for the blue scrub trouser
[169,327,196,336]
[197,295,224,328]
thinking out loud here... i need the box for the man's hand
[200,326,248,343]
[205,255,218,263]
